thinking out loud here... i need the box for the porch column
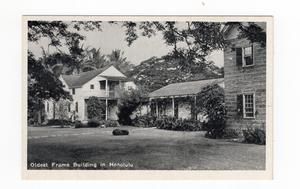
[105,99,108,120]
[105,79,108,96]
[194,95,197,120]
[156,100,159,117]
[172,97,175,117]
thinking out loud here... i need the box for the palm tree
[107,49,134,73]
[81,47,109,72]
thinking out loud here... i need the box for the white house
[44,65,133,121]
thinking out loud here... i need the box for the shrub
[243,128,266,145]
[99,120,120,127]
[203,119,226,139]
[47,119,72,126]
[153,116,203,131]
[117,86,148,125]
[112,129,129,136]
[196,84,226,139]
[132,115,157,128]
[222,128,240,139]
[86,97,105,120]
[87,119,100,128]
[74,121,83,128]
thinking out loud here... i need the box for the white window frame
[243,93,256,118]
[242,46,254,67]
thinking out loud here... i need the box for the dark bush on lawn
[203,119,226,139]
[99,120,120,127]
[112,129,129,135]
[87,119,100,127]
[132,115,157,128]
[154,116,203,131]
[243,128,266,145]
[47,119,72,126]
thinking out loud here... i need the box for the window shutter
[237,94,243,117]
[236,48,243,66]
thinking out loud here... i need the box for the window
[243,46,253,66]
[99,80,106,90]
[75,102,78,113]
[68,103,71,112]
[236,45,254,67]
[237,94,255,118]
[72,88,75,95]
[90,84,94,89]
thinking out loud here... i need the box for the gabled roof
[149,78,224,98]
[61,65,126,88]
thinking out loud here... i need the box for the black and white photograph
[23,16,272,179]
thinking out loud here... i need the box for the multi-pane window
[72,88,76,95]
[243,46,253,66]
[244,94,255,118]
[90,84,94,89]
[236,45,254,67]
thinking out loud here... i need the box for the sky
[29,22,224,67]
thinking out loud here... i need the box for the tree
[117,86,148,125]
[107,49,134,74]
[27,21,102,124]
[128,56,223,92]
[81,47,109,72]
[86,97,106,120]
[195,84,226,139]
[121,21,266,69]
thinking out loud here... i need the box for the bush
[243,128,266,145]
[153,116,203,131]
[87,119,100,127]
[74,121,83,128]
[222,128,240,139]
[203,119,226,139]
[86,97,105,120]
[47,119,72,126]
[112,129,129,136]
[196,84,226,139]
[99,120,120,127]
[132,115,157,128]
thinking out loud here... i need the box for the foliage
[132,114,157,128]
[121,21,265,68]
[87,119,100,128]
[154,116,203,131]
[28,21,102,124]
[117,86,148,125]
[242,128,266,145]
[196,84,226,139]
[134,115,203,131]
[74,120,84,128]
[112,129,129,136]
[86,97,106,120]
[99,120,120,127]
[46,119,72,126]
[227,22,266,47]
[128,56,223,92]
[221,128,240,139]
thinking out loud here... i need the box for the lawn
[27,126,265,170]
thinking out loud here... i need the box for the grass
[27,126,265,170]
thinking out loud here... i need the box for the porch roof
[149,78,224,98]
